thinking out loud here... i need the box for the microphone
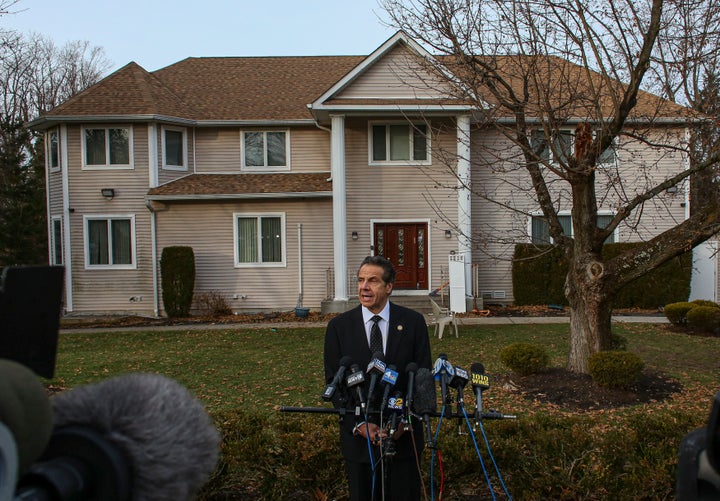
[365,352,386,410]
[404,362,418,412]
[433,354,454,405]
[379,364,399,412]
[345,364,367,410]
[386,391,405,454]
[470,362,491,417]
[0,359,53,473]
[16,372,221,501]
[322,355,353,402]
[450,365,469,403]
[413,368,437,447]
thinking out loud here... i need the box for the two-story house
[30,31,709,317]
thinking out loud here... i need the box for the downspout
[297,223,303,307]
[147,202,160,317]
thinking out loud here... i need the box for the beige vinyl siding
[470,126,689,303]
[193,126,331,174]
[64,123,155,314]
[47,167,64,215]
[337,44,455,99]
[343,117,459,293]
[154,199,333,313]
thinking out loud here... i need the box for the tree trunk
[565,256,614,373]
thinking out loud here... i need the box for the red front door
[373,223,428,290]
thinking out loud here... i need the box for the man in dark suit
[324,255,433,501]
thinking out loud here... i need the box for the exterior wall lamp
[445,229,452,238]
[351,231,359,240]
[101,188,115,200]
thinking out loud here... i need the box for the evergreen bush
[512,243,692,308]
[690,299,720,309]
[499,342,549,376]
[664,302,694,325]
[161,246,195,317]
[686,305,720,334]
[588,351,644,388]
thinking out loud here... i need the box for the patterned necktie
[370,315,383,355]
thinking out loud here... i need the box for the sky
[4,0,397,73]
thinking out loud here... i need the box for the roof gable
[311,31,473,110]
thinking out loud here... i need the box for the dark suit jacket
[324,302,432,462]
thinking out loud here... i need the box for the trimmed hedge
[161,246,196,317]
[512,243,692,308]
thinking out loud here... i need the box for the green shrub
[512,243,692,308]
[161,246,196,317]
[664,302,694,325]
[686,305,720,334]
[690,299,720,309]
[588,351,644,388]
[499,342,549,376]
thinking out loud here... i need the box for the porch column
[457,114,472,298]
[331,114,348,301]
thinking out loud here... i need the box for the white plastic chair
[429,298,458,339]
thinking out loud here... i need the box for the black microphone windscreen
[413,368,437,415]
[51,373,220,501]
[0,359,53,472]
[339,355,353,368]
[471,362,485,375]
[405,362,419,374]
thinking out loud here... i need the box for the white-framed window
[83,215,136,269]
[233,213,286,267]
[162,126,187,170]
[82,126,133,169]
[531,129,617,165]
[48,128,60,172]
[369,122,430,165]
[51,216,63,265]
[530,212,616,245]
[241,130,289,170]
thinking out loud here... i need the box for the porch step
[390,295,445,314]
[321,295,447,315]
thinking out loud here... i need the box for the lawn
[48,322,720,499]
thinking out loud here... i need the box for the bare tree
[0,27,110,265]
[381,0,720,372]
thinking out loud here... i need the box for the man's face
[357,264,393,314]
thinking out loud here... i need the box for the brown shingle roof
[146,173,332,199]
[41,52,692,123]
[46,62,200,118]
[152,56,365,121]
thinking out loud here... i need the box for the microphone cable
[361,421,379,501]
[430,403,448,501]
[407,413,429,501]
[460,404,512,500]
